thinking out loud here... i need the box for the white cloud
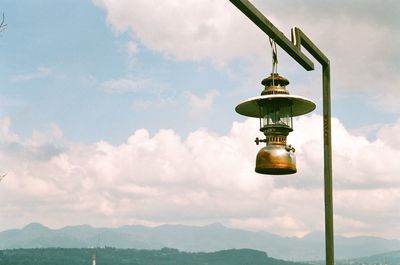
[0,117,19,143]
[0,115,399,238]
[376,120,400,149]
[132,97,175,111]
[93,0,266,66]
[10,66,52,82]
[94,0,400,111]
[187,90,219,113]
[100,77,149,93]
[126,41,139,56]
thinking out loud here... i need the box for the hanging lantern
[235,73,315,175]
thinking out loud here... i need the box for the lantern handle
[268,38,278,86]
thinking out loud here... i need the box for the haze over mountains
[1,223,399,261]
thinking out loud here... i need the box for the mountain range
[0,223,399,261]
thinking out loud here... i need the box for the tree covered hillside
[0,247,309,265]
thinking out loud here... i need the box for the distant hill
[0,248,308,265]
[308,250,400,265]
[0,223,399,261]
[335,250,400,265]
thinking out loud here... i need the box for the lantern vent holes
[267,136,286,145]
[255,136,288,146]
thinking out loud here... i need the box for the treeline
[0,247,309,265]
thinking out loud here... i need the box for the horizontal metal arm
[229,0,314,71]
[291,27,329,67]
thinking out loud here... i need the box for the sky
[0,0,399,239]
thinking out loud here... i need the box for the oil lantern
[235,73,315,175]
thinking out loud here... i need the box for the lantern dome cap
[261,73,289,87]
[235,94,316,118]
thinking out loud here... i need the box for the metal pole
[228,1,334,264]
[323,63,334,265]
[294,27,334,265]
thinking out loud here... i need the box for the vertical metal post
[228,1,334,264]
[292,27,334,265]
[323,63,334,265]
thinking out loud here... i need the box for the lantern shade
[235,94,315,118]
